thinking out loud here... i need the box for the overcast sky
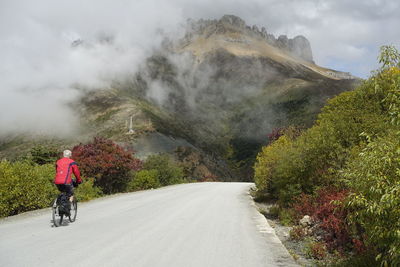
[0,0,399,136]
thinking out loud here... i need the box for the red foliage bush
[292,193,315,219]
[292,187,353,252]
[72,137,142,194]
[314,188,350,251]
[352,238,366,254]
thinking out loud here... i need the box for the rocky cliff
[184,15,314,63]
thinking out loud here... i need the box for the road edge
[247,186,299,267]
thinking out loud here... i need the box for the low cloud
[0,0,185,137]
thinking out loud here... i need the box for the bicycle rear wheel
[68,198,77,222]
[52,198,64,227]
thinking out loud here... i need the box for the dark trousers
[56,184,74,197]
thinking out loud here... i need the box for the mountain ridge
[183,15,314,63]
[179,15,355,80]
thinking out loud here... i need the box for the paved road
[0,182,296,267]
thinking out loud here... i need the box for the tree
[374,46,400,125]
[30,144,59,165]
[72,137,142,194]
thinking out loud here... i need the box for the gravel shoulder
[254,201,315,267]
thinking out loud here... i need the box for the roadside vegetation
[0,137,187,218]
[254,45,400,265]
[128,154,186,191]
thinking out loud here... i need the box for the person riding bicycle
[54,150,82,211]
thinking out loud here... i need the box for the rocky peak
[288,35,314,63]
[277,35,289,48]
[219,15,246,28]
[184,15,314,63]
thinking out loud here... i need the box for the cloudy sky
[179,0,400,78]
[0,0,399,136]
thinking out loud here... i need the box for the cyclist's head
[63,150,72,158]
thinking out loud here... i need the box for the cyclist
[54,150,82,212]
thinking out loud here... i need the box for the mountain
[0,15,360,181]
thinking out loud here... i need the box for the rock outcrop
[288,35,314,63]
[219,14,246,29]
[185,15,314,63]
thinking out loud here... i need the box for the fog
[0,0,184,137]
[0,0,398,137]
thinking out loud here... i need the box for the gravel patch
[254,201,316,267]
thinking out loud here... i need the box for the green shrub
[278,207,294,226]
[254,71,392,205]
[254,135,293,193]
[0,160,56,217]
[265,205,293,225]
[143,154,185,186]
[29,144,60,165]
[344,131,400,265]
[330,252,379,267]
[129,170,160,191]
[75,178,103,201]
[342,48,400,265]
[268,205,280,218]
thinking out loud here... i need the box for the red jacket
[54,157,82,185]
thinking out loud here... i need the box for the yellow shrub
[0,160,56,217]
[254,135,292,192]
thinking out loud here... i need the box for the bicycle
[52,183,78,227]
